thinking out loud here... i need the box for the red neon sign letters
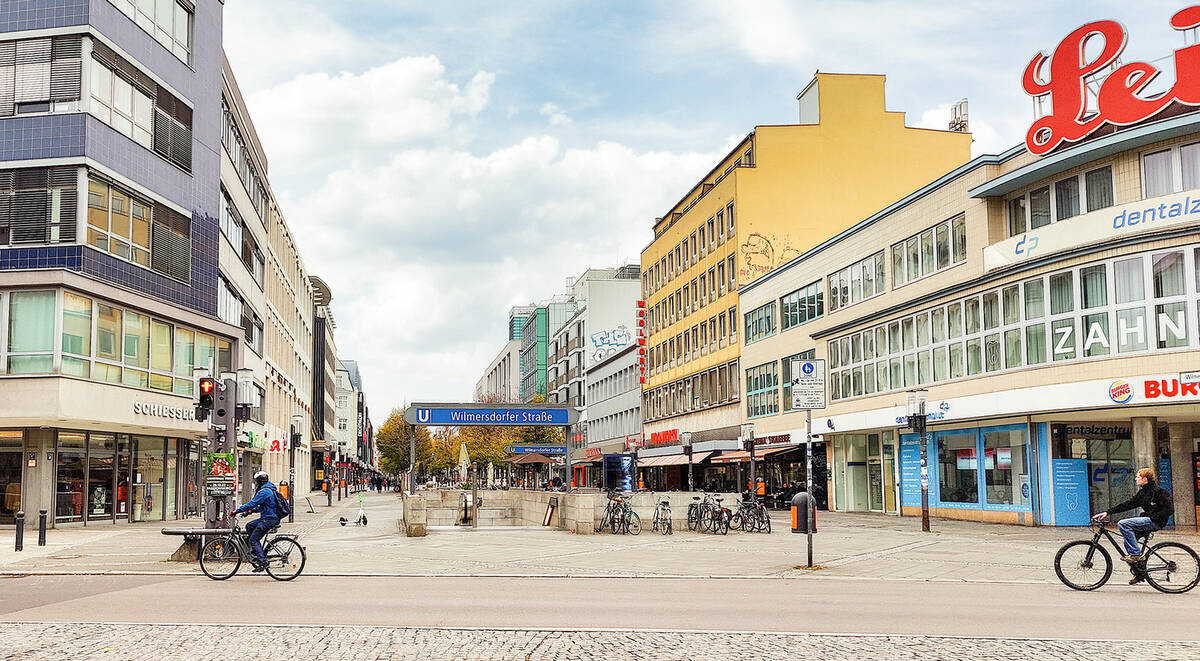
[1023,6,1200,155]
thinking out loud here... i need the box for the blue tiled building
[0,0,243,527]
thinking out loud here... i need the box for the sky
[221,0,1189,414]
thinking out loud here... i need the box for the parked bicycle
[701,496,730,535]
[731,494,772,533]
[652,498,672,535]
[199,517,306,581]
[1054,519,1199,593]
[612,493,641,535]
[596,490,621,533]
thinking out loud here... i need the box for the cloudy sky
[222,0,1186,413]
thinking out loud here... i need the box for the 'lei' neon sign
[1023,6,1200,155]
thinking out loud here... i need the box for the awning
[710,446,799,464]
[638,452,710,467]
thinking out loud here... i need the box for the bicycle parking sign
[789,359,827,410]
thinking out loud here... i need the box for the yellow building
[637,73,972,485]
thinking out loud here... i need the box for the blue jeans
[246,517,279,565]
[1117,516,1156,556]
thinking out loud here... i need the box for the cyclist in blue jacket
[233,471,279,572]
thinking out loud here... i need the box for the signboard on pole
[205,452,236,497]
[404,403,579,427]
[790,359,827,410]
[505,444,567,455]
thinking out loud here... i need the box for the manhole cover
[46,554,83,560]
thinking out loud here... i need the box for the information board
[899,433,923,507]
[1051,459,1091,526]
[789,359,827,410]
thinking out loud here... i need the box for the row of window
[221,99,269,223]
[780,281,824,331]
[1006,165,1114,236]
[829,252,886,312]
[647,253,735,336]
[0,167,77,246]
[217,276,263,355]
[826,244,1200,402]
[107,0,193,65]
[744,301,775,344]
[643,202,736,300]
[647,305,737,376]
[745,351,814,418]
[891,215,967,288]
[587,406,640,446]
[642,359,740,422]
[86,174,191,283]
[586,363,641,404]
[1143,144,1200,199]
[220,189,265,286]
[3,288,232,393]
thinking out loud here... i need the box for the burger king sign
[1108,380,1133,404]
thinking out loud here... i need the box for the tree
[375,407,431,474]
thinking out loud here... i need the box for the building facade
[739,98,1200,528]
[580,343,642,487]
[639,73,972,474]
[0,0,242,527]
[310,275,337,491]
[475,339,520,403]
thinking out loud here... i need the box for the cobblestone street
[2,622,1199,661]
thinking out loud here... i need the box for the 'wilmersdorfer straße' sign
[403,403,579,427]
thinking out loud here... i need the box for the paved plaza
[2,491,1197,584]
[2,622,1200,661]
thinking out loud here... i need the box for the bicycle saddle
[692,496,701,500]
[660,500,670,506]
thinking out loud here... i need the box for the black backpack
[272,487,291,518]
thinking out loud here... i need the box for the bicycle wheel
[730,511,744,531]
[665,514,672,535]
[761,510,771,534]
[687,505,699,531]
[1054,540,1112,591]
[199,537,241,580]
[627,512,641,536]
[719,511,730,535]
[1144,542,1200,594]
[610,509,622,534]
[264,538,306,581]
[701,508,715,533]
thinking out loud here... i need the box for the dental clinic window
[1006,166,1114,236]
[891,216,966,287]
[1142,142,1200,199]
[828,243,1200,401]
[107,0,193,64]
[828,252,884,312]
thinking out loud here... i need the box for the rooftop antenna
[948,99,969,132]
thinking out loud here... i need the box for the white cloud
[913,103,1010,157]
[539,102,573,126]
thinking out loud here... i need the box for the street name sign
[404,403,579,427]
[789,359,827,410]
[505,445,567,455]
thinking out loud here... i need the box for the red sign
[647,429,679,446]
[624,435,642,451]
[1143,378,1200,399]
[1023,7,1200,155]
[585,447,602,458]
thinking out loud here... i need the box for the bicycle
[687,493,704,531]
[615,495,641,535]
[730,494,771,533]
[596,491,622,533]
[1054,518,1199,593]
[702,496,730,535]
[652,498,672,535]
[199,515,307,581]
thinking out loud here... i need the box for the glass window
[87,432,115,521]
[62,293,92,357]
[938,432,979,504]
[1152,252,1185,298]
[982,292,999,330]
[132,435,164,522]
[905,236,919,282]
[150,320,172,374]
[1156,302,1189,349]
[931,308,946,344]
[920,229,935,276]
[0,431,23,525]
[1082,312,1110,357]
[1183,144,1200,191]
[55,431,86,522]
[1142,149,1174,197]
[1025,324,1046,365]
[1004,329,1022,367]
[932,345,948,381]
[947,302,963,339]
[1085,166,1114,212]
[96,304,122,363]
[1114,257,1144,304]
[891,244,905,286]
[1049,272,1074,314]
[1029,186,1051,229]
[964,298,980,335]
[901,318,915,351]
[935,223,951,269]
[1080,265,1107,309]
[966,338,982,375]
[8,291,55,374]
[984,429,1029,506]
[1008,197,1027,236]
[916,312,930,347]
[1002,286,1020,325]
[123,311,149,369]
[1055,176,1080,221]
[1051,318,1076,360]
[984,333,1001,371]
[949,342,964,378]
[1117,307,1148,353]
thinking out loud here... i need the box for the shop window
[983,429,1029,506]
[0,430,23,525]
[937,432,978,504]
[56,431,86,522]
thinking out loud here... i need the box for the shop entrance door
[1079,437,1136,521]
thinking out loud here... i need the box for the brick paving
[2,623,1199,660]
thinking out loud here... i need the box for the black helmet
[253,471,269,487]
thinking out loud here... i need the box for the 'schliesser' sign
[984,189,1200,270]
[1023,6,1200,156]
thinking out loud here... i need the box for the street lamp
[235,368,253,422]
[905,389,931,533]
[740,422,755,496]
[682,431,694,492]
[289,413,302,523]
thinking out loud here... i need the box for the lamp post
[741,422,755,496]
[682,431,694,492]
[289,413,302,524]
[905,389,931,533]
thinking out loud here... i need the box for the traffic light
[196,377,215,422]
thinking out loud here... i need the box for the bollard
[14,510,24,552]
[38,509,47,546]
[327,480,333,507]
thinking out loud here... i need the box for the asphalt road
[1,574,1196,640]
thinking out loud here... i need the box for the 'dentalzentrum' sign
[984,189,1200,271]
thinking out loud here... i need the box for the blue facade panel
[0,0,88,32]
[0,114,86,161]
[0,245,83,272]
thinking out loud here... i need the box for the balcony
[568,367,582,381]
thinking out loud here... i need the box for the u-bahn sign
[404,402,579,427]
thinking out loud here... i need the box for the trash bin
[791,491,816,533]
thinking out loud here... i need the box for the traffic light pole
[201,377,240,531]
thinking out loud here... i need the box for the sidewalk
[1,490,1195,584]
